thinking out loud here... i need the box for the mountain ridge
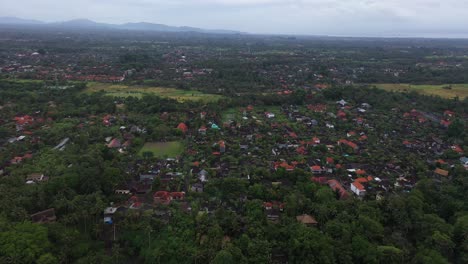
[0,17,242,34]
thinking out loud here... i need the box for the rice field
[84,82,223,102]
[373,83,468,99]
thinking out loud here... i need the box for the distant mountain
[50,19,112,29]
[0,17,43,25]
[119,22,178,32]
[118,22,240,34]
[0,17,242,34]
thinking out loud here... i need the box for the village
[1,80,466,228]
[0,29,467,263]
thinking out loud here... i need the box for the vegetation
[0,29,467,264]
[84,83,223,102]
[373,83,468,99]
[138,142,184,158]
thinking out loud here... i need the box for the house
[191,183,204,193]
[263,202,285,222]
[129,181,152,194]
[434,168,449,180]
[200,112,207,119]
[451,145,463,154]
[444,110,455,118]
[327,180,349,199]
[310,165,323,174]
[139,174,157,181]
[171,192,185,201]
[312,137,320,145]
[103,207,118,224]
[177,123,188,133]
[10,156,24,164]
[338,139,358,151]
[31,208,56,224]
[128,196,142,209]
[361,103,371,108]
[265,112,275,119]
[296,214,318,226]
[53,138,70,150]
[337,99,347,107]
[198,169,209,182]
[312,176,329,185]
[107,138,121,148]
[219,140,226,153]
[115,189,131,195]
[153,191,185,205]
[274,161,295,171]
[198,126,207,135]
[26,173,48,184]
[460,157,468,166]
[337,110,347,119]
[351,181,366,196]
[440,119,452,128]
[239,143,249,151]
[154,191,172,205]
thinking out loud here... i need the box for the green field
[222,108,240,122]
[373,83,468,99]
[84,82,223,102]
[138,141,184,158]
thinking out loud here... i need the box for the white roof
[104,207,118,214]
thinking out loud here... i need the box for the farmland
[138,141,184,158]
[84,82,223,102]
[373,83,468,99]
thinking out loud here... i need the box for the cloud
[1,0,468,37]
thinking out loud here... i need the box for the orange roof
[434,168,449,177]
[296,214,318,225]
[177,123,188,133]
[356,169,366,175]
[352,181,365,191]
[355,177,368,183]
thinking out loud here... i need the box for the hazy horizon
[1,0,468,38]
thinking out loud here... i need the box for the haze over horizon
[1,0,468,38]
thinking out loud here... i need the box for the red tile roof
[177,123,188,133]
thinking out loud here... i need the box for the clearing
[373,83,468,99]
[138,141,184,158]
[84,82,223,102]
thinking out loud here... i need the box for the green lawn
[138,141,184,158]
[84,82,223,102]
[222,108,240,122]
[373,83,468,99]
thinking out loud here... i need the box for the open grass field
[373,83,468,99]
[138,141,184,158]
[222,108,240,122]
[84,82,223,102]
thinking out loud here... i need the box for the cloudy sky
[1,0,468,37]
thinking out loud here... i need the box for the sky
[1,0,468,37]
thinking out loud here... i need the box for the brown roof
[31,208,56,223]
[434,168,449,177]
[27,173,44,181]
[296,214,318,225]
